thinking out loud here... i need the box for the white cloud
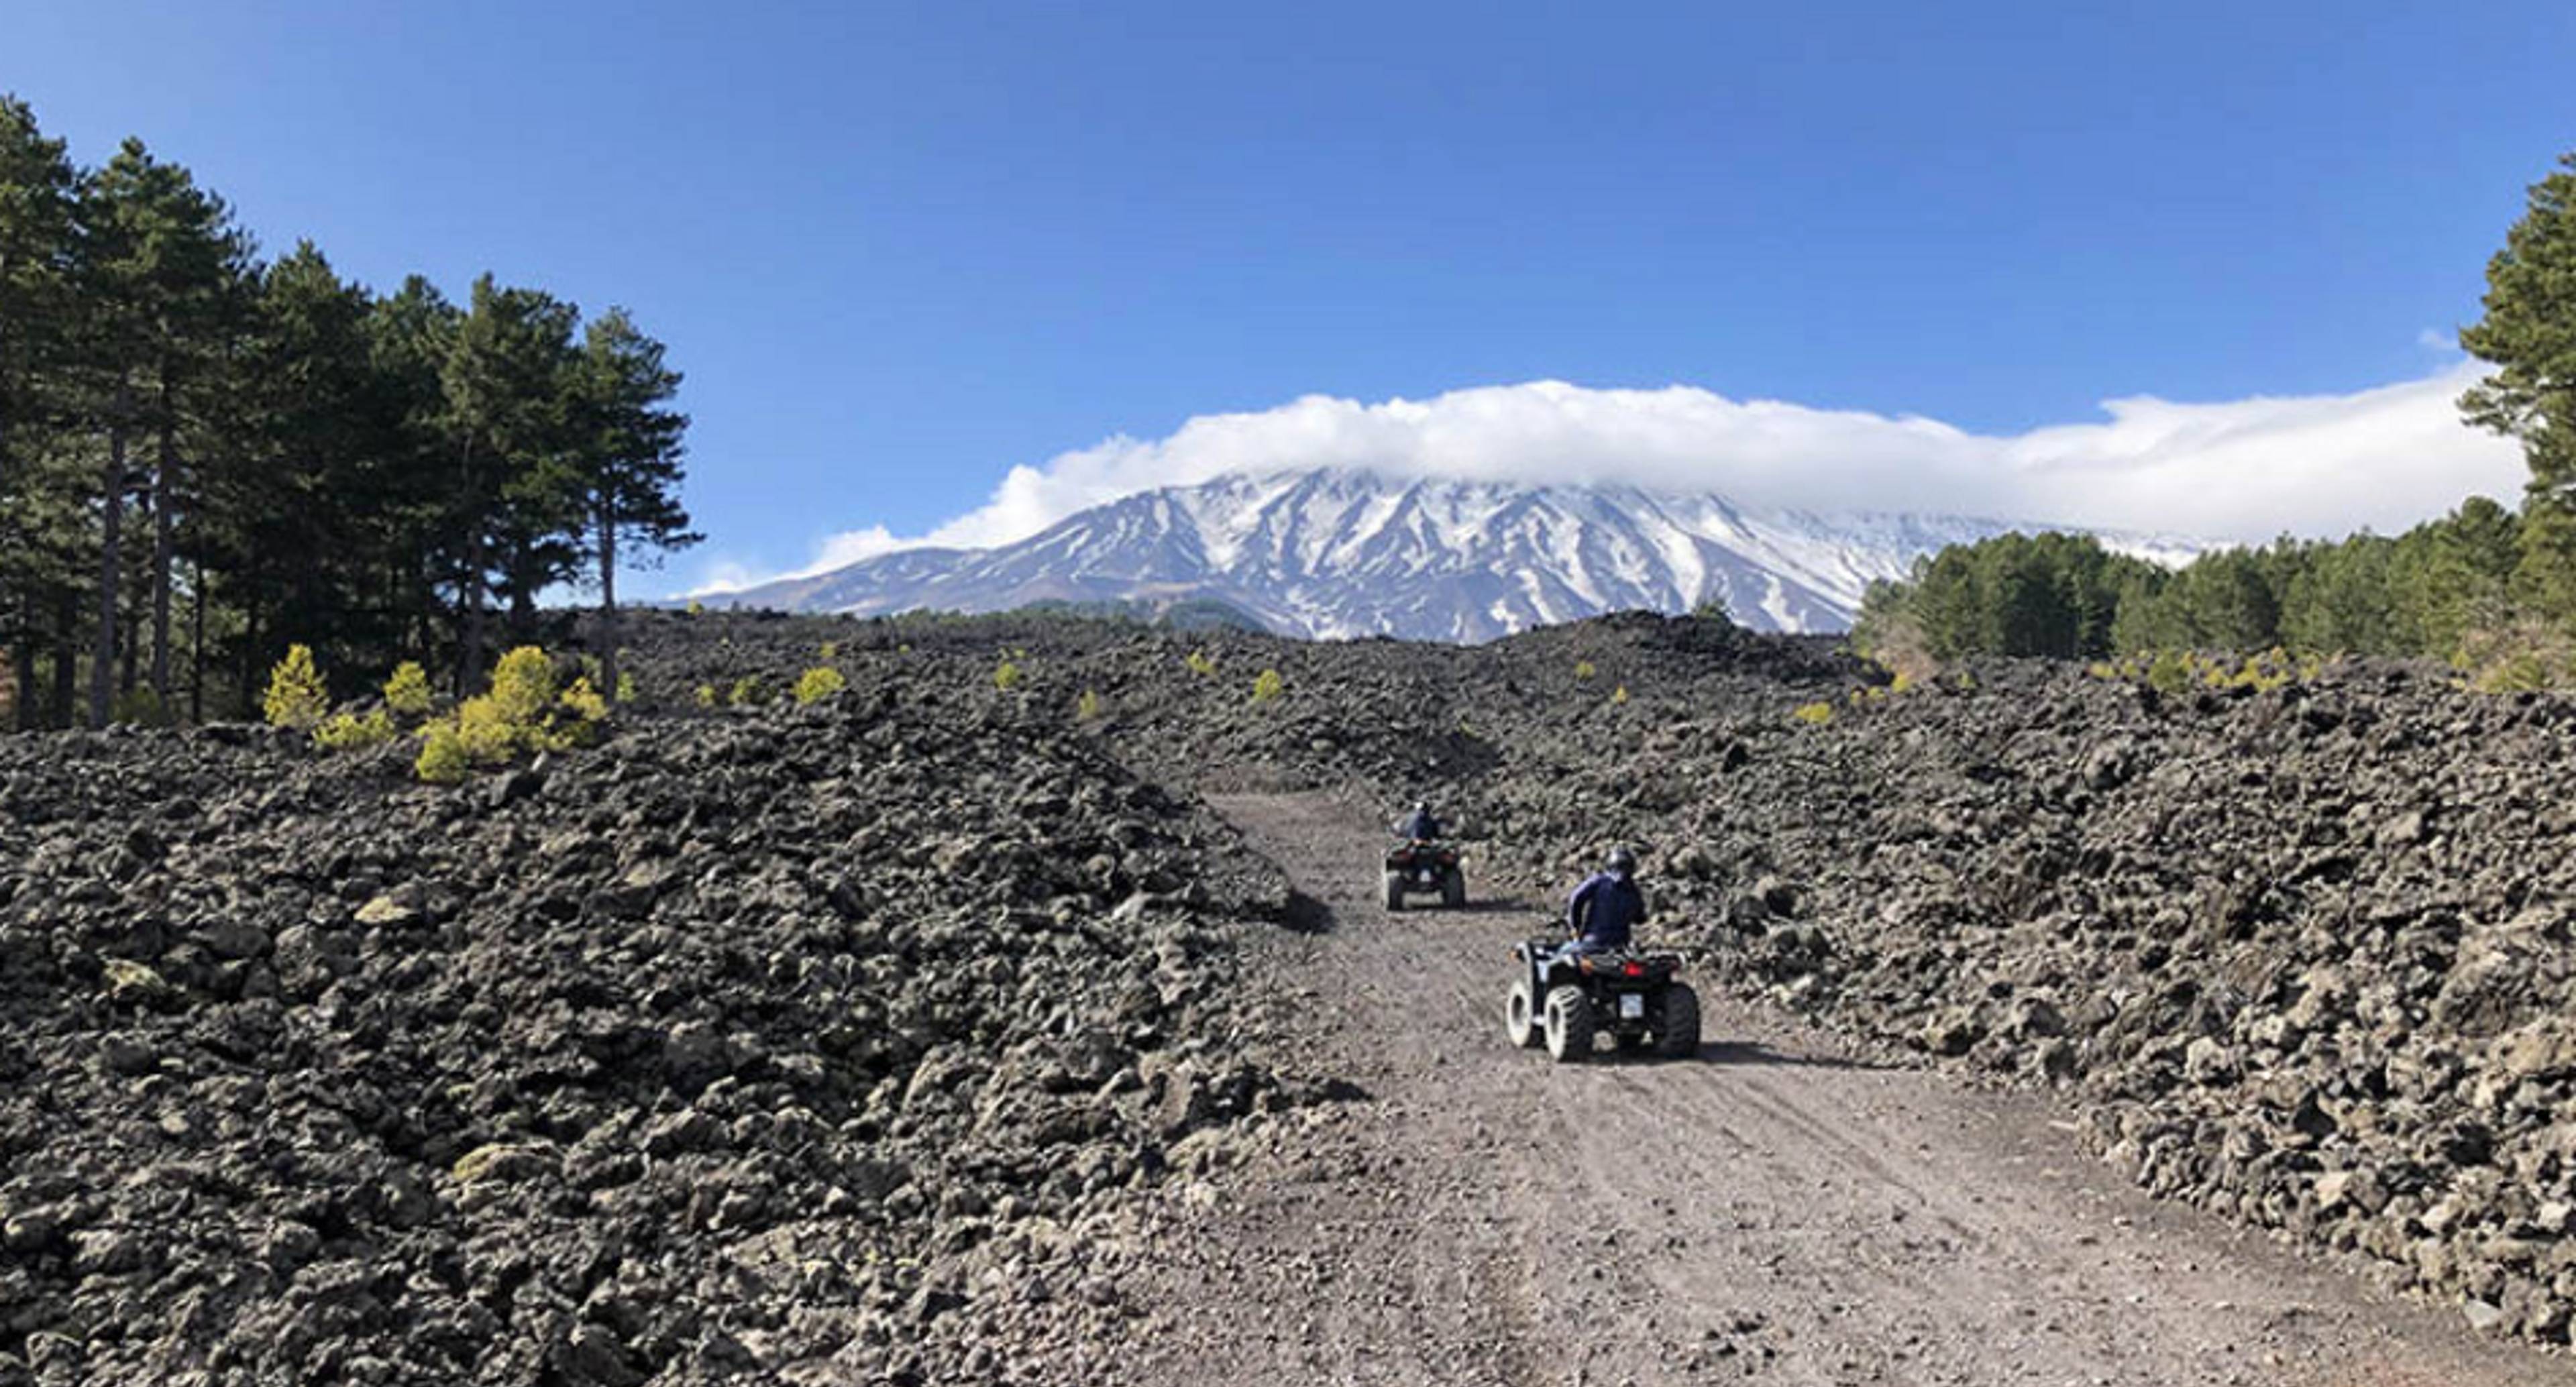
[727,360,2526,590]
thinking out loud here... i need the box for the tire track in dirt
[1113,791,2576,1386]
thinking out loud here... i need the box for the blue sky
[13,1,2575,588]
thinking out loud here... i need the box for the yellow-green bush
[315,708,395,751]
[384,661,434,718]
[694,683,718,708]
[487,647,557,726]
[555,677,608,744]
[615,671,639,704]
[409,647,607,781]
[1077,688,1104,722]
[1250,668,1285,703]
[1184,649,1218,678]
[729,675,771,707]
[1574,659,1597,682]
[994,660,1024,691]
[1792,701,1833,726]
[1611,684,1629,706]
[686,600,706,616]
[818,640,839,661]
[416,720,469,783]
[264,645,328,730]
[795,666,848,704]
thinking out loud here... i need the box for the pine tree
[2461,151,2576,622]
[78,138,251,725]
[439,274,577,692]
[0,97,81,726]
[566,307,696,700]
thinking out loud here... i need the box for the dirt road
[1113,791,2576,1386]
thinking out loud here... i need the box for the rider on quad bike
[1383,801,1466,910]
[1563,846,1644,957]
[1505,846,1701,1062]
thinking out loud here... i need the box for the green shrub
[1250,668,1285,703]
[409,647,605,780]
[1574,660,1597,682]
[1611,684,1629,706]
[554,677,609,746]
[686,600,706,616]
[315,708,395,751]
[263,645,328,730]
[795,666,848,704]
[1184,649,1218,678]
[111,684,168,727]
[2145,650,2193,696]
[1077,688,1104,722]
[384,661,434,718]
[818,640,839,661]
[1791,702,1833,726]
[615,671,639,704]
[695,683,718,708]
[994,660,1024,691]
[415,720,469,783]
[488,647,557,726]
[729,675,771,707]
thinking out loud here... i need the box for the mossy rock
[101,958,176,1006]
[450,1143,552,1186]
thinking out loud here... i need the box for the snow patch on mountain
[710,469,2194,641]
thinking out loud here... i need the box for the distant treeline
[0,95,696,729]
[1854,495,2549,675]
[1861,148,2576,687]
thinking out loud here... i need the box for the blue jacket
[1568,871,1644,950]
[1395,810,1442,841]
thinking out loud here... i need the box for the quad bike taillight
[1621,960,1646,979]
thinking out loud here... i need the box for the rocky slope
[798,608,2576,1345]
[5,606,2576,1382]
[0,655,1336,1385]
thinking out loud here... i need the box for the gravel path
[1113,791,2576,1386]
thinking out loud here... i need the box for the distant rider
[1562,846,1645,956]
[1393,801,1443,842]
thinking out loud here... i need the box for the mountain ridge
[706,469,2192,641]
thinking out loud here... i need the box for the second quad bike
[1383,840,1466,910]
[1505,937,1701,1062]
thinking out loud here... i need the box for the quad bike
[1505,936,1701,1062]
[1383,840,1466,910]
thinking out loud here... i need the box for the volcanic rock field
[5,608,2575,1384]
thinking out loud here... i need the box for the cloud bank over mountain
[698,360,2524,594]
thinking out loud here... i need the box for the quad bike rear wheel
[1656,983,1703,1059]
[1441,867,1466,909]
[1544,987,1595,1064]
[1505,979,1544,1049]
[1382,871,1404,911]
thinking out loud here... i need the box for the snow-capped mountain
[710,469,2188,641]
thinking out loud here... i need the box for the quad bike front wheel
[1382,871,1404,911]
[1544,987,1596,1064]
[1505,979,1544,1049]
[1656,983,1703,1059]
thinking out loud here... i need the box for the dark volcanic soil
[3,607,2575,1384]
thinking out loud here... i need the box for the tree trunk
[9,641,32,732]
[50,588,76,728]
[597,502,619,701]
[506,539,537,645]
[239,602,260,722]
[458,437,486,695]
[91,380,130,728]
[190,556,206,724]
[151,364,176,700]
